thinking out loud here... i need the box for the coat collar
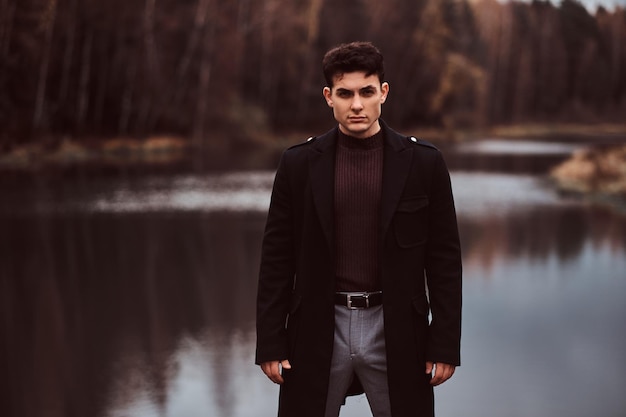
[308,120,413,253]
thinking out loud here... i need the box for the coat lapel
[380,122,413,241]
[309,128,337,254]
[308,123,412,255]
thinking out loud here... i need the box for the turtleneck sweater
[334,128,384,292]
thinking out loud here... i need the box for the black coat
[256,121,462,417]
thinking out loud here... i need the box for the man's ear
[380,82,389,103]
[323,87,333,107]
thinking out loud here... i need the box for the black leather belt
[335,291,383,309]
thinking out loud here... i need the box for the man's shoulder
[381,121,439,152]
[283,127,335,154]
[404,135,439,151]
[285,136,318,151]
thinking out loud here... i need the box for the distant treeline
[1,0,625,148]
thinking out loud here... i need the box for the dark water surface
[1,138,625,417]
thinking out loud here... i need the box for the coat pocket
[394,195,429,248]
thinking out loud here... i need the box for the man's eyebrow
[335,88,353,95]
[335,85,377,92]
[360,85,378,92]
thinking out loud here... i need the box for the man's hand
[260,360,292,384]
[426,361,456,386]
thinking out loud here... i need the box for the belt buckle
[346,293,369,309]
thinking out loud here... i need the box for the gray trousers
[324,304,392,417]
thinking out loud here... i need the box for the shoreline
[1,123,625,174]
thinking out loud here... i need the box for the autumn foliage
[1,0,625,149]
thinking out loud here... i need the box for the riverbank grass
[550,145,626,207]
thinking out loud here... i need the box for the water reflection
[443,212,626,417]
[1,211,265,417]
[455,139,583,155]
[460,205,626,270]
[0,172,275,215]
[1,139,626,417]
[451,172,567,218]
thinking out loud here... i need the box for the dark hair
[322,41,385,87]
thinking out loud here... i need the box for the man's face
[323,72,389,139]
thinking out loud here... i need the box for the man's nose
[351,96,363,111]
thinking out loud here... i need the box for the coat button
[410,136,418,142]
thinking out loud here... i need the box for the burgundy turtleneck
[334,128,384,292]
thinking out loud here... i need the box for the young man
[256,41,462,417]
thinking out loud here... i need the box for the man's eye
[361,89,375,97]
[337,91,351,98]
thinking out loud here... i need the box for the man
[256,41,462,417]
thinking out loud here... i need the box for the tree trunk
[119,57,137,135]
[33,0,58,131]
[59,0,77,106]
[192,0,214,149]
[77,30,92,133]
[0,0,17,58]
[259,0,277,122]
[171,0,211,113]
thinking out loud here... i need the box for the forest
[1,0,625,151]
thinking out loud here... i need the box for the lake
[1,137,625,417]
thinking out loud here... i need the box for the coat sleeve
[255,152,297,364]
[425,151,462,366]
